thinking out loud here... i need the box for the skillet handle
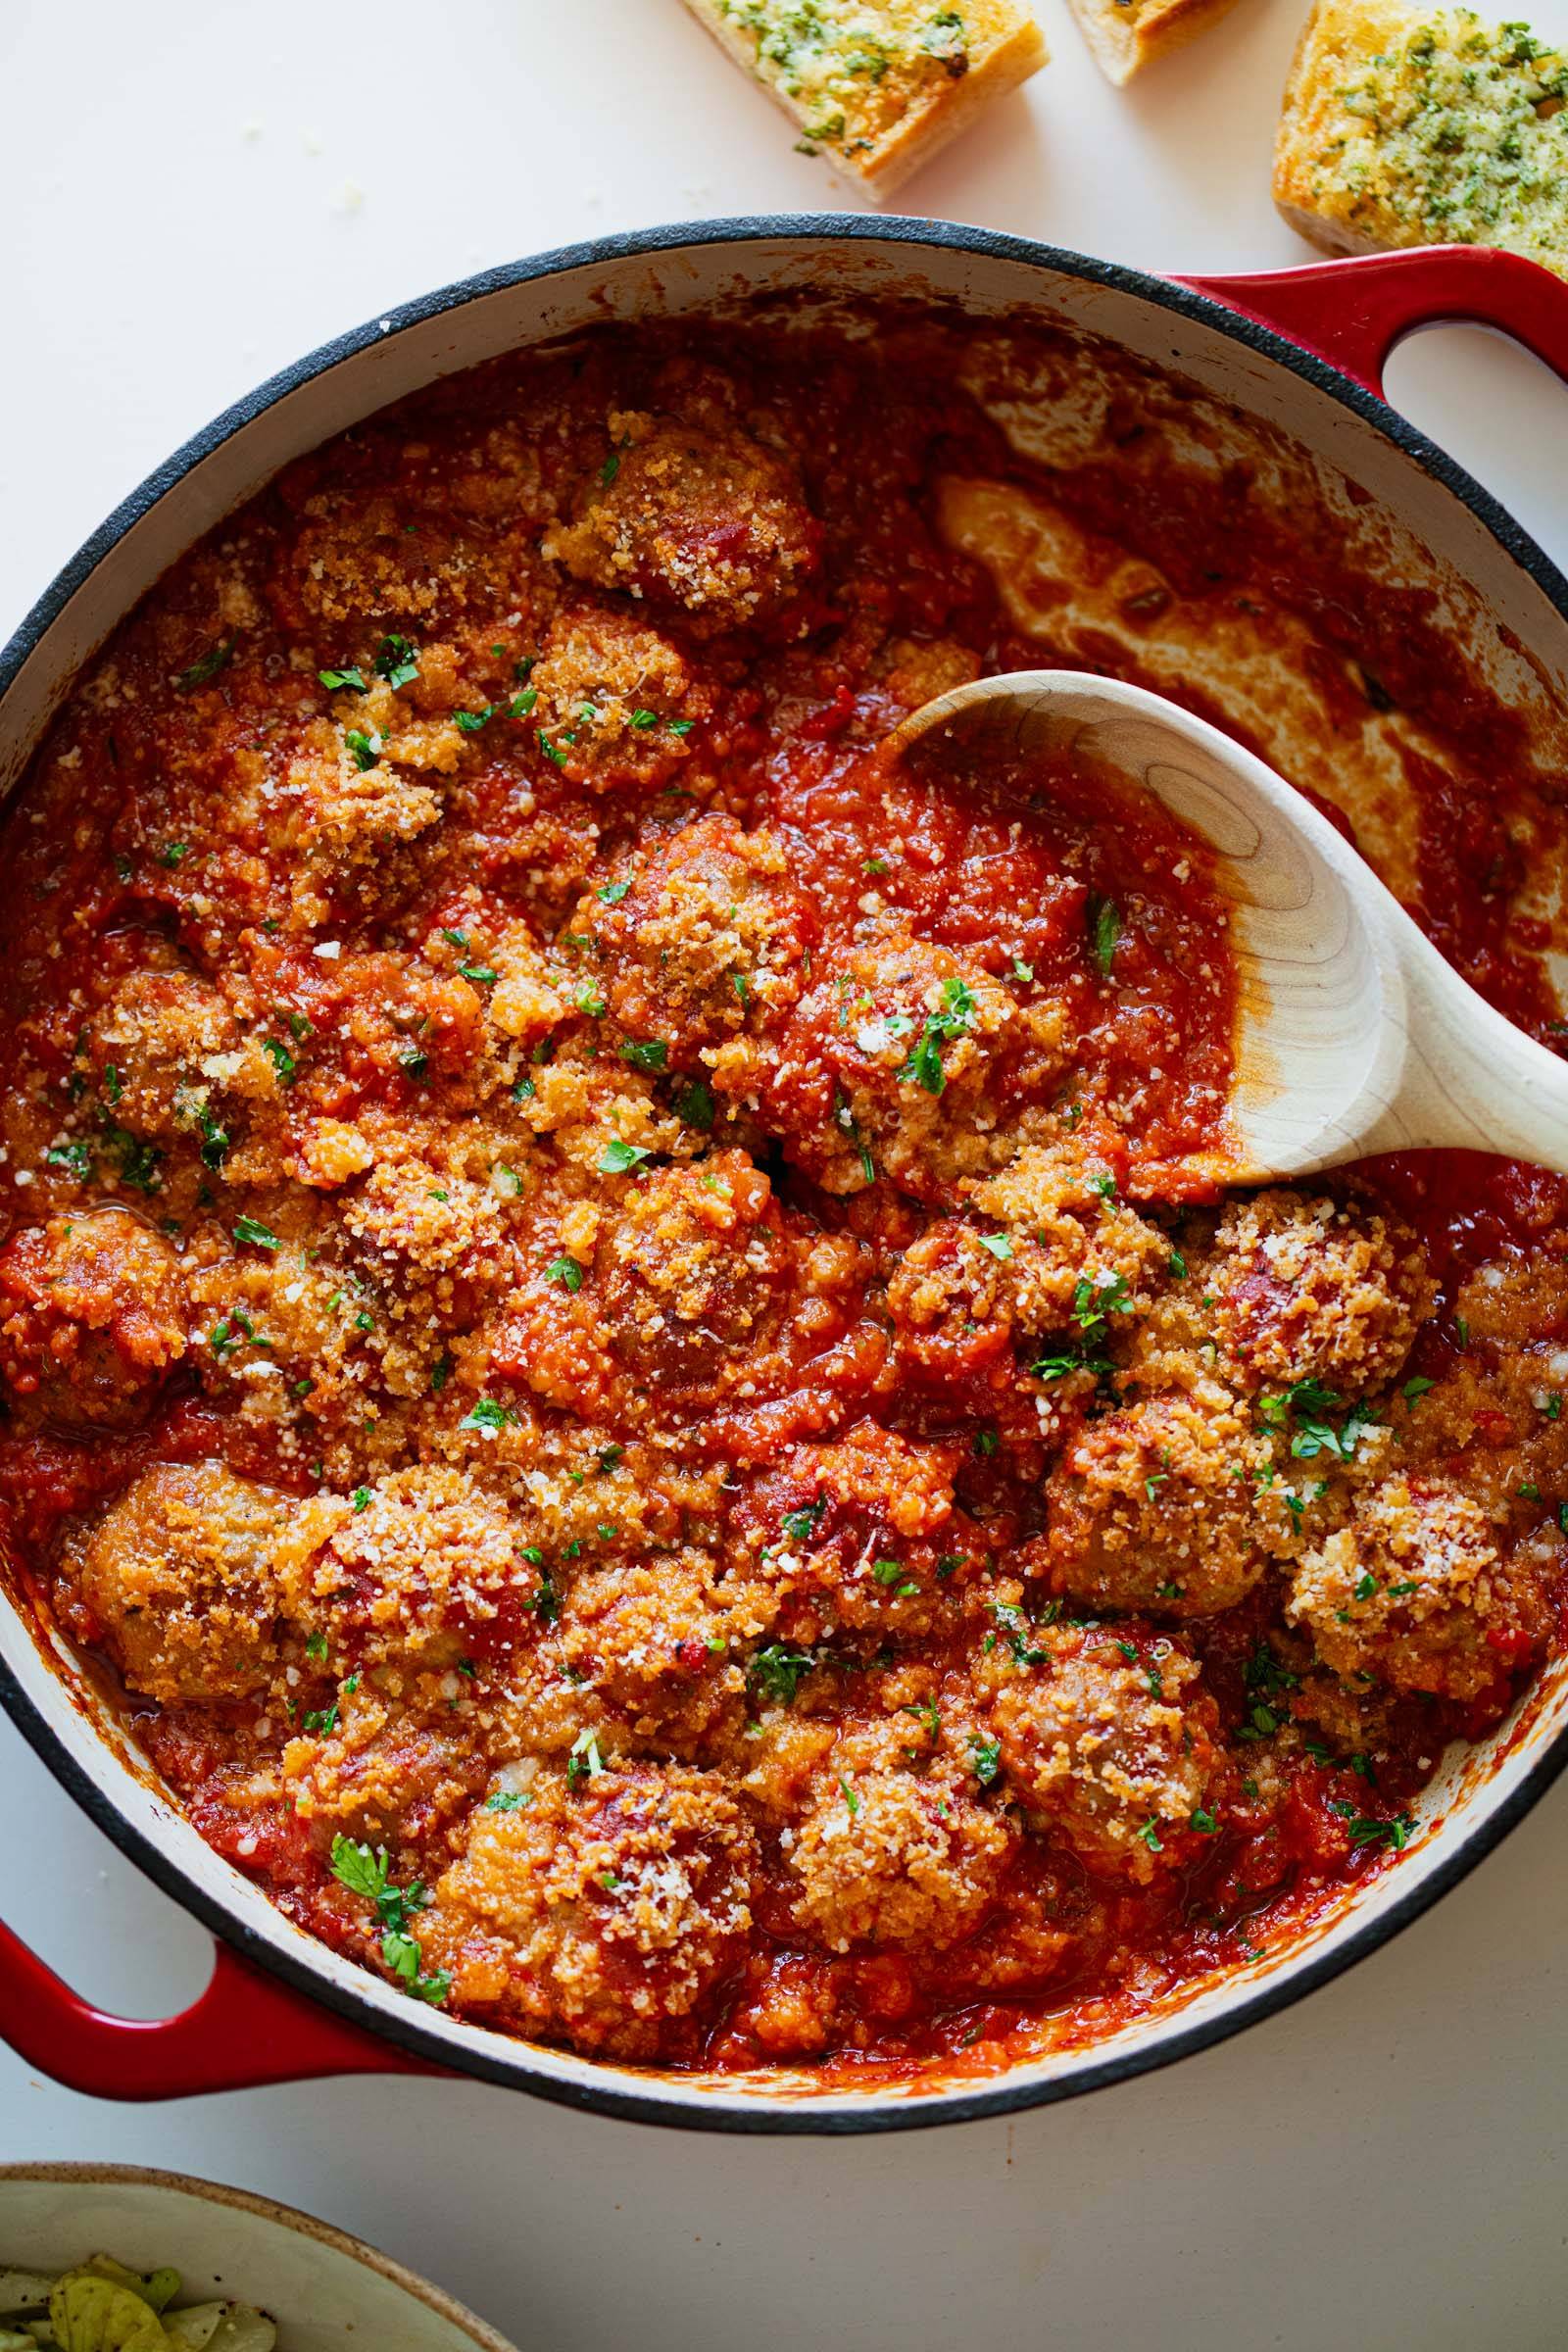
[0,1915,438,2099]
[1176,245,1568,401]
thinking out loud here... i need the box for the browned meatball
[301,1466,529,1679]
[1043,1372,1302,1615]
[587,811,816,1064]
[83,966,242,1140]
[418,1762,757,2059]
[530,604,705,791]
[978,1626,1221,1883]
[596,1150,857,1412]
[729,1419,987,1646]
[557,1547,752,1753]
[966,1140,1171,1334]
[1201,1189,1435,1398]
[543,405,820,632]
[74,1463,303,1703]
[1288,1474,1524,1701]
[283,1684,488,1854]
[0,1211,186,1427]
[771,934,1067,1202]
[785,1727,1014,1953]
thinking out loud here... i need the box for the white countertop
[5,1,1568,2343]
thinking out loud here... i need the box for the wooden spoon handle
[1352,914,1568,1175]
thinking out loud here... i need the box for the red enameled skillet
[4,220,1568,2132]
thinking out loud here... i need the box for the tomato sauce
[0,314,1565,2082]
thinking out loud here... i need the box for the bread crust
[678,0,1047,194]
[1063,0,1249,84]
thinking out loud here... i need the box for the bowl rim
[0,2160,516,2348]
[4,210,1568,2135]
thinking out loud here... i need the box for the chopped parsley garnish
[969,1737,1002,1788]
[173,638,235,692]
[1259,1376,1381,1462]
[352,1487,371,1513]
[318,664,366,691]
[344,728,379,771]
[619,1038,667,1072]
[1190,1808,1218,1835]
[599,1139,652,1174]
[1402,1375,1436,1403]
[232,1214,279,1250]
[979,1233,1012,1260]
[897,975,976,1098]
[544,1254,584,1292]
[262,1038,297,1084]
[459,961,499,985]
[1072,1269,1133,1329]
[1332,1802,1415,1851]
[780,1495,826,1546]
[1087,894,1121,978]
[193,1106,228,1171]
[454,706,494,734]
[329,1834,448,2003]
[374,634,419,689]
[675,1079,715,1130]
[567,1728,606,1787]
[988,1599,1050,1668]
[460,1396,514,1433]
[159,842,190,868]
[485,1789,531,1812]
[598,878,633,904]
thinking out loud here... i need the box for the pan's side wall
[4,222,1568,2127]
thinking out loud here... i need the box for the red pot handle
[1176,244,1568,401]
[0,1914,440,2099]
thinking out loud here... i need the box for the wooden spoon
[887,669,1568,1185]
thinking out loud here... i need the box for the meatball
[587,811,815,1061]
[1201,1189,1434,1398]
[596,1150,854,1411]
[966,1140,1170,1334]
[730,1420,985,1645]
[83,966,244,1141]
[189,1243,399,1427]
[771,934,1065,1202]
[979,1627,1221,1884]
[283,1686,488,1853]
[302,1466,529,1678]
[342,1152,506,1287]
[543,404,819,632]
[557,1547,753,1752]
[787,1731,1014,1953]
[1043,1372,1301,1615]
[1288,1474,1522,1701]
[74,1463,302,1703]
[886,1219,1019,1392]
[418,1762,757,2059]
[0,1211,186,1427]
[530,604,704,790]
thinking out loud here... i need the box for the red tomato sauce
[0,315,1565,2082]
